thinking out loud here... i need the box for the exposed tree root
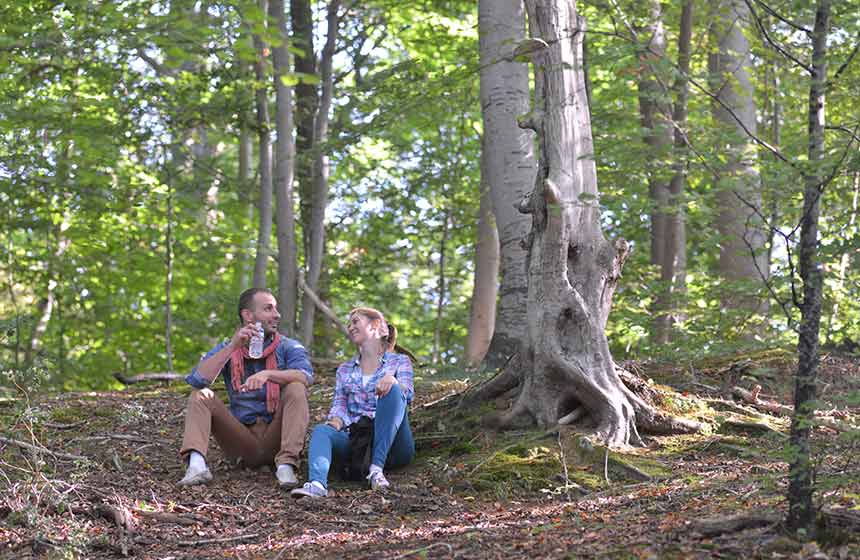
[458,354,522,409]
[461,357,703,445]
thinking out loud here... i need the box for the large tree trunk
[252,0,273,289]
[298,0,340,347]
[708,0,768,316]
[465,0,700,447]
[464,170,500,368]
[479,0,537,370]
[270,0,299,335]
[787,0,829,537]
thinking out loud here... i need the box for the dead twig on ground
[132,508,207,526]
[0,435,87,461]
[177,533,260,547]
[732,385,792,416]
[43,421,87,430]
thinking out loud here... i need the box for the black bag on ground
[342,416,374,481]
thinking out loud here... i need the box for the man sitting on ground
[178,288,312,489]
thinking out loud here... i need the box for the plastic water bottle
[248,321,264,359]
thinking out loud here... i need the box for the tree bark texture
[478,0,537,370]
[252,0,273,289]
[298,0,340,347]
[464,170,500,368]
[432,210,451,365]
[655,0,692,344]
[787,0,829,538]
[290,0,318,337]
[635,0,672,270]
[237,31,255,291]
[270,0,299,335]
[708,0,768,315]
[467,0,701,447]
[165,183,174,373]
[238,113,255,291]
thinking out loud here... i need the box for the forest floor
[2,348,860,559]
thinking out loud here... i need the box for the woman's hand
[326,417,344,431]
[376,374,397,397]
[240,371,270,392]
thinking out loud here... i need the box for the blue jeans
[307,383,415,488]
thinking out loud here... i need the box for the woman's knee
[379,383,404,402]
[310,423,336,440]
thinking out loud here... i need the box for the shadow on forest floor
[2,348,860,559]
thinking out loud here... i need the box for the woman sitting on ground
[291,307,415,498]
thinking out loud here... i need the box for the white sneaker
[367,470,389,491]
[276,464,298,488]
[290,481,328,499]
[178,465,213,486]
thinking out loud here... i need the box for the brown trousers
[180,382,309,468]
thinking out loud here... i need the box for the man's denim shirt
[185,335,313,425]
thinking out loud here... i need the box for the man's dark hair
[238,288,273,323]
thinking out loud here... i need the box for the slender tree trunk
[165,181,175,373]
[432,210,451,365]
[466,1,700,446]
[26,141,71,367]
[270,0,299,335]
[252,0,273,288]
[478,0,536,370]
[291,0,318,314]
[633,0,674,342]
[239,128,255,290]
[5,234,20,368]
[464,172,500,368]
[299,0,341,346]
[826,171,858,343]
[237,34,256,291]
[765,53,782,273]
[655,0,692,343]
[636,0,672,270]
[708,0,768,318]
[787,0,829,537]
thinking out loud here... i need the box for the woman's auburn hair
[349,307,397,352]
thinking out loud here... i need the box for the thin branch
[687,72,794,167]
[751,0,811,34]
[831,35,860,85]
[0,435,87,461]
[178,533,259,547]
[297,270,348,336]
[743,0,811,73]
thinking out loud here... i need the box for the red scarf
[230,333,282,413]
